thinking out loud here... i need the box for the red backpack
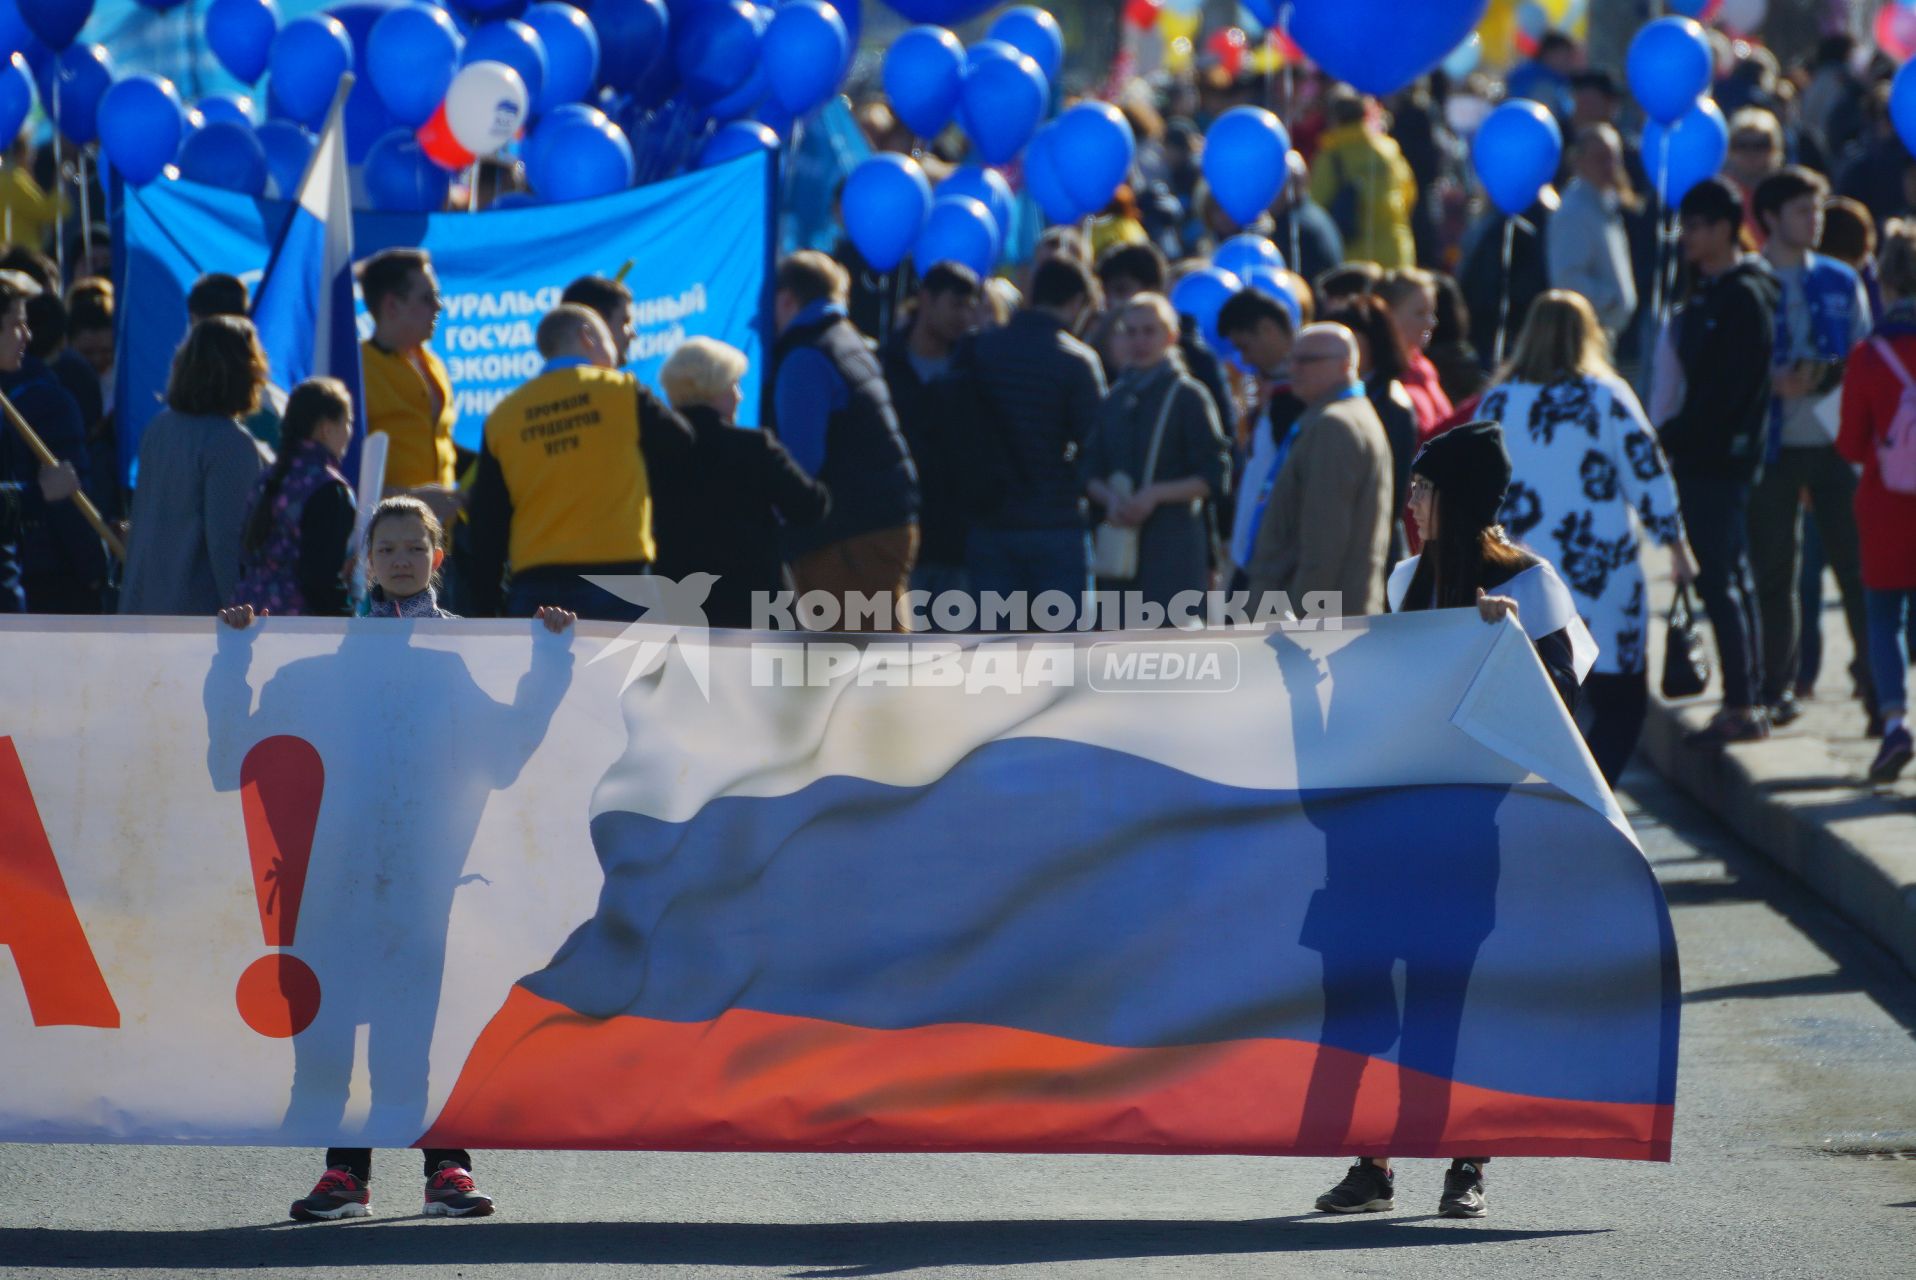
[1869,339,1916,496]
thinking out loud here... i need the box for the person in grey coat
[1547,125,1640,343]
[118,316,273,616]
[1247,323,1395,619]
[1082,293,1230,616]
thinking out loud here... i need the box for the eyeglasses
[1291,352,1342,364]
[1730,136,1775,152]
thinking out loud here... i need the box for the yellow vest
[482,365,654,570]
[361,339,457,489]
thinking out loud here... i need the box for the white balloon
[1718,0,1767,35]
[444,60,528,159]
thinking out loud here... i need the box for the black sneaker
[1868,726,1913,785]
[289,1165,370,1221]
[423,1161,495,1217]
[1438,1161,1487,1218]
[1314,1160,1395,1213]
[1768,693,1803,727]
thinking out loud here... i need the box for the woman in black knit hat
[1390,419,1595,708]
[1312,419,1596,1223]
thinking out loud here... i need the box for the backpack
[939,338,1029,517]
[1869,339,1916,496]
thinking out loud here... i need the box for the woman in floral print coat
[1475,291,1699,786]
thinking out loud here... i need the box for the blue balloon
[464,20,548,113]
[675,0,758,106]
[328,3,406,163]
[1050,100,1134,214]
[1441,32,1482,79]
[178,119,269,195]
[1214,234,1283,281]
[526,106,634,200]
[269,15,353,129]
[1472,98,1561,215]
[763,0,846,116]
[985,6,1061,83]
[98,74,185,185]
[842,151,931,272]
[1666,0,1711,15]
[956,39,1045,166]
[465,0,530,15]
[939,164,1012,243]
[1642,98,1728,207]
[1022,122,1084,224]
[368,3,463,127]
[1288,0,1484,98]
[523,3,600,114]
[1243,264,1301,329]
[704,1,769,121]
[1895,61,1916,160]
[1627,16,1711,125]
[364,128,451,210]
[256,119,315,198]
[17,0,89,50]
[884,25,962,140]
[594,0,669,91]
[0,54,33,146]
[916,194,996,277]
[43,42,114,145]
[698,118,777,167]
[195,93,255,128]
[208,0,279,84]
[520,100,599,183]
[1201,106,1289,227]
[1169,266,1242,356]
[883,1,995,20]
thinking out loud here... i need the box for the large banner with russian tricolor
[0,612,1678,1159]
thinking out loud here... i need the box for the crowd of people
[0,33,1910,791]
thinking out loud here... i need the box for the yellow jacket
[1309,123,1418,269]
[360,339,457,489]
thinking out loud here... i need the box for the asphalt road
[3,766,1913,1279]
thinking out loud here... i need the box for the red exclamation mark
[233,736,324,1038]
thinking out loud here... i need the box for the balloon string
[1493,215,1516,368]
[52,77,63,285]
[78,153,91,270]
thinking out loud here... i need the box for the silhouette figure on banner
[204,621,573,1143]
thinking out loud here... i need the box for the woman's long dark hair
[1401,488,1537,612]
[1324,294,1410,384]
[242,378,352,554]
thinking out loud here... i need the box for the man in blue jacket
[953,257,1106,618]
[1747,166,1876,730]
[768,252,920,631]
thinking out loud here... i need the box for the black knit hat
[1411,419,1512,533]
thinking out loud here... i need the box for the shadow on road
[0,1217,1608,1274]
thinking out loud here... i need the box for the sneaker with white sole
[1438,1161,1487,1218]
[1314,1159,1395,1213]
[289,1166,371,1221]
[423,1161,495,1217]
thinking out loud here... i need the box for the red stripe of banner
[423,986,1672,1161]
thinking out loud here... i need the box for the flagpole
[0,386,126,560]
[253,75,356,298]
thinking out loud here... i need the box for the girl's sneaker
[423,1161,495,1217]
[289,1166,371,1221]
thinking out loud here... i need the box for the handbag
[1660,585,1712,700]
[1092,379,1180,581]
